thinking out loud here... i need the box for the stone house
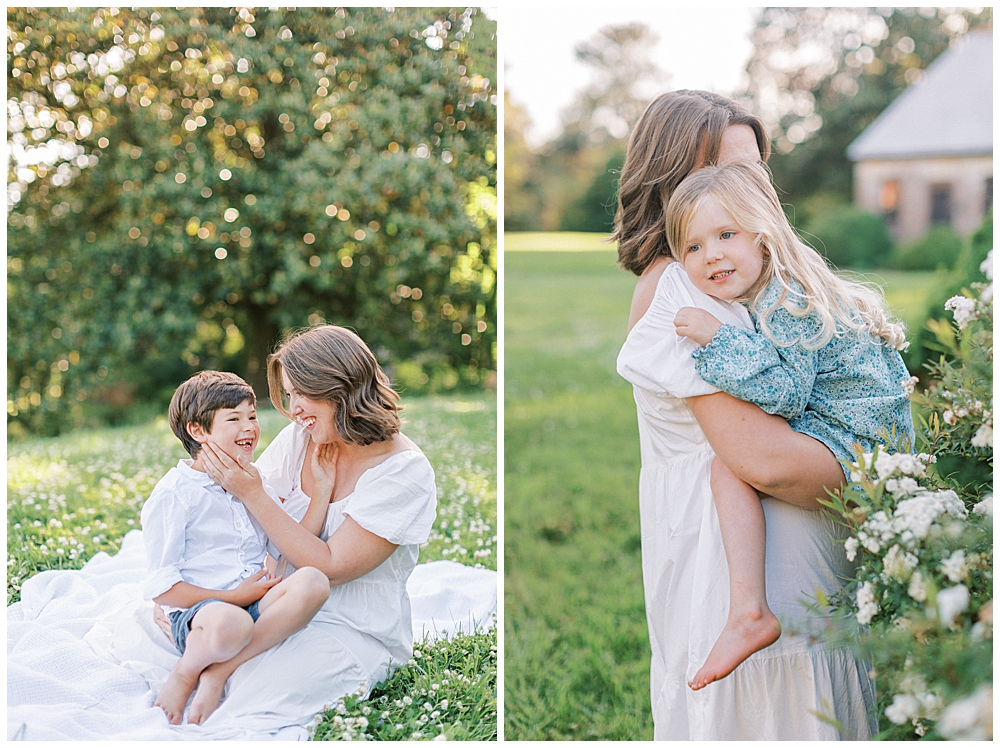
[846,29,993,242]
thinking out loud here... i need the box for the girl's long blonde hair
[666,162,907,350]
[612,90,770,275]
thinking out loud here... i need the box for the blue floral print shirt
[691,278,915,474]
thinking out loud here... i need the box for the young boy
[141,371,330,725]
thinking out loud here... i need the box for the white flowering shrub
[821,254,992,740]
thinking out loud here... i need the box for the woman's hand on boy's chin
[201,442,263,500]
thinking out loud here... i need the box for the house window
[879,180,900,226]
[930,183,952,224]
[986,177,993,214]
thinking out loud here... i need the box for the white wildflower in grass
[856,581,879,625]
[981,249,993,280]
[935,585,970,628]
[942,410,956,425]
[881,544,918,582]
[936,685,993,741]
[902,375,919,396]
[944,295,978,330]
[939,550,969,583]
[844,536,859,562]
[907,571,928,602]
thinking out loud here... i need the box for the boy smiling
[141,371,330,725]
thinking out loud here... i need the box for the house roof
[847,29,993,161]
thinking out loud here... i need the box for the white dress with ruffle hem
[616,261,877,741]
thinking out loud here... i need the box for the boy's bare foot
[187,666,227,725]
[155,665,200,724]
[688,608,781,691]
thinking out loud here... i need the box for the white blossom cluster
[972,493,993,518]
[944,295,978,330]
[884,669,943,733]
[935,584,971,628]
[856,581,879,625]
[979,249,993,304]
[853,489,966,556]
[936,685,993,740]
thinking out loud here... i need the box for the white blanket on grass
[7,530,497,741]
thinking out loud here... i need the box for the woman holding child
[615,91,891,739]
[168,325,437,729]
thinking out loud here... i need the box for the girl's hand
[675,307,723,347]
[201,443,263,501]
[311,442,340,503]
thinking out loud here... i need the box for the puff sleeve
[342,451,437,545]
[617,262,755,399]
[692,322,816,419]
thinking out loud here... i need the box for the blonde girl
[669,160,914,689]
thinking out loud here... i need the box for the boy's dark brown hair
[612,90,770,276]
[267,325,401,445]
[168,371,256,457]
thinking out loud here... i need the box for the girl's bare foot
[689,608,781,690]
[155,665,199,724]
[187,666,228,725]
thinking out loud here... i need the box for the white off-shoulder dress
[617,261,877,741]
[195,421,438,734]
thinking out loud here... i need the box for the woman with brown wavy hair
[615,91,876,740]
[192,325,437,728]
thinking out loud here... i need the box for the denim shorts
[168,598,261,655]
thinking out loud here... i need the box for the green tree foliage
[559,148,624,233]
[891,223,963,272]
[744,7,993,215]
[7,7,497,435]
[802,203,893,269]
[906,210,993,374]
[502,91,541,232]
[505,23,664,231]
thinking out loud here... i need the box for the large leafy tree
[743,7,992,221]
[8,7,497,435]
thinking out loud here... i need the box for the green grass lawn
[502,233,939,741]
[7,393,496,741]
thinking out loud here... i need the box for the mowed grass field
[502,232,938,741]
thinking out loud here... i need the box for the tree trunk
[243,304,280,408]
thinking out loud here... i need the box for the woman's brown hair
[267,325,401,445]
[612,90,770,275]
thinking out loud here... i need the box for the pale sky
[503,7,760,147]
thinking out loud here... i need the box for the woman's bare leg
[155,603,254,724]
[687,392,845,508]
[187,567,331,724]
[690,457,781,690]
